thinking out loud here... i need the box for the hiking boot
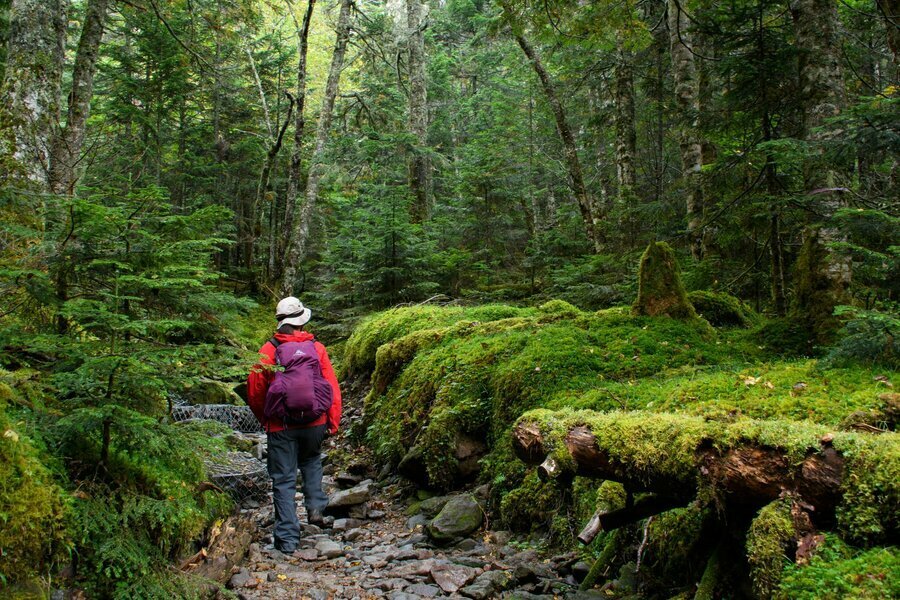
[307,509,325,526]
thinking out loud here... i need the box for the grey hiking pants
[267,424,328,552]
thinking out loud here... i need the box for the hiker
[247,297,342,553]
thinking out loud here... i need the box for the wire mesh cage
[205,451,271,505]
[170,403,263,433]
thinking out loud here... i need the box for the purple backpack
[263,338,334,424]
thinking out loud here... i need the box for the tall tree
[667,0,705,260]
[280,0,353,296]
[501,3,601,252]
[282,0,317,262]
[790,0,850,327]
[49,0,110,195]
[1,0,67,189]
[406,0,429,222]
[614,41,637,206]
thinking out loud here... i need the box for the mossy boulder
[632,242,698,320]
[688,290,757,328]
[427,494,484,543]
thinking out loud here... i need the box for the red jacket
[247,331,342,434]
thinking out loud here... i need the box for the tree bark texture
[667,0,705,260]
[180,515,255,583]
[878,0,900,76]
[279,0,352,297]
[406,0,429,223]
[2,0,67,189]
[513,420,846,520]
[282,0,316,257]
[512,31,601,252]
[48,0,109,196]
[614,42,637,205]
[790,0,851,311]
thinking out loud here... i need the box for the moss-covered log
[512,410,898,539]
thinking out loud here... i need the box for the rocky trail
[222,382,601,600]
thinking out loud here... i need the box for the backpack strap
[269,337,281,348]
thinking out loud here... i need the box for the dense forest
[0,0,897,598]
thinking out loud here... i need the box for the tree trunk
[279,0,352,297]
[48,0,109,195]
[180,515,255,583]
[406,0,429,223]
[511,30,600,251]
[282,0,316,261]
[667,0,705,260]
[878,0,900,77]
[614,41,637,206]
[1,0,67,190]
[790,0,850,330]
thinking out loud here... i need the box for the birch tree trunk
[282,0,316,258]
[279,0,352,297]
[666,0,705,260]
[406,0,429,223]
[49,0,109,196]
[614,42,637,205]
[505,21,600,251]
[1,0,67,190]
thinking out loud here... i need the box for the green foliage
[687,290,758,328]
[54,405,232,596]
[775,535,899,600]
[0,395,70,585]
[824,306,900,369]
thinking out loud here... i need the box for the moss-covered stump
[512,409,898,543]
[688,290,758,328]
[632,242,699,321]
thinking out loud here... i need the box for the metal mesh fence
[170,404,263,433]
[206,451,271,505]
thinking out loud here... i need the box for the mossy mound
[341,303,535,378]
[632,242,699,321]
[688,290,758,328]
[363,302,749,489]
[0,397,70,584]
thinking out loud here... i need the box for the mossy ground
[350,300,899,598]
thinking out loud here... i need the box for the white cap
[275,296,311,329]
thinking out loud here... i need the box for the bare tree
[280,0,353,297]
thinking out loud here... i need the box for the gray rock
[405,583,441,598]
[461,570,513,599]
[306,589,329,600]
[407,514,428,530]
[315,539,344,559]
[488,530,513,545]
[344,528,364,542]
[419,495,451,517]
[348,503,369,519]
[334,517,366,531]
[502,592,554,600]
[427,495,483,543]
[228,568,251,589]
[369,509,387,519]
[328,482,372,508]
[294,548,319,561]
[430,564,478,594]
[455,538,478,551]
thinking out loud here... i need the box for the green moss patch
[688,290,759,328]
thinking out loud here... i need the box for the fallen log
[180,515,255,583]
[513,411,850,519]
[578,494,684,545]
